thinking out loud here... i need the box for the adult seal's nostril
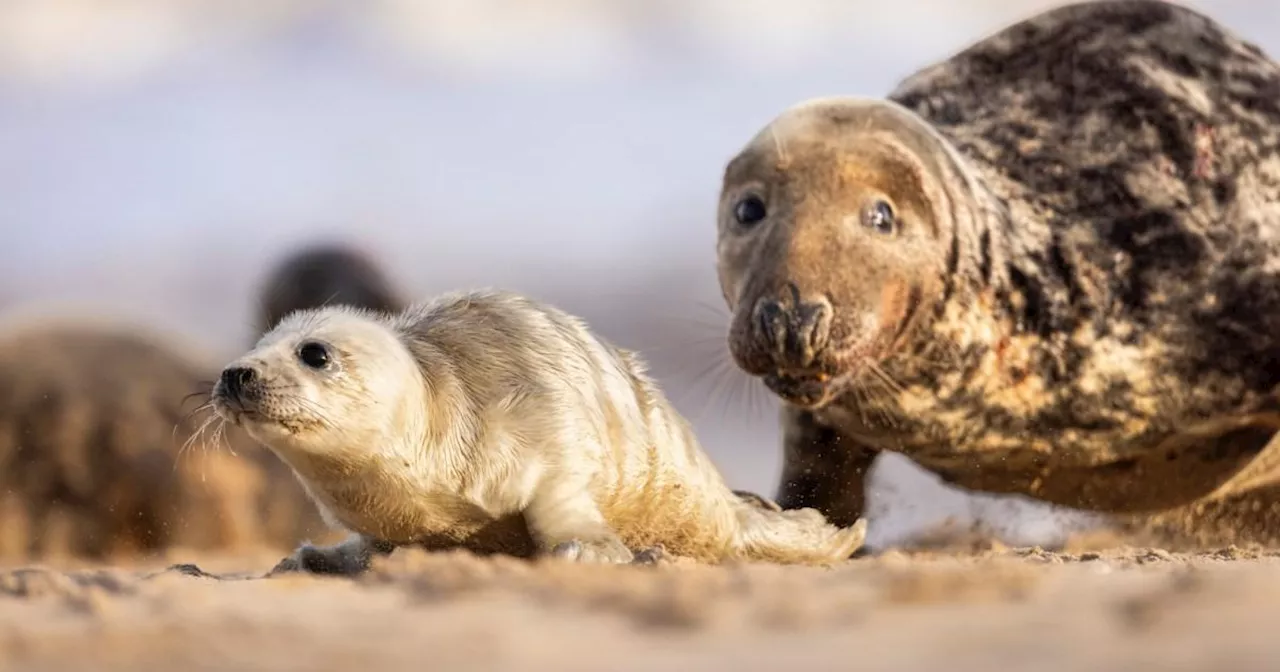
[753,292,832,367]
[755,298,788,353]
[220,366,257,399]
[794,299,832,358]
[784,298,831,367]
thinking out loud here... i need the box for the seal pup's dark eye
[297,341,331,370]
[733,195,768,227]
[863,200,896,234]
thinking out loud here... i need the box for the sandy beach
[3,536,1279,672]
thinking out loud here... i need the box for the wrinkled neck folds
[876,139,1027,384]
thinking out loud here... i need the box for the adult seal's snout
[752,283,832,369]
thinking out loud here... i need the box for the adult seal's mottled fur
[715,0,1280,538]
[0,318,325,560]
[211,289,867,575]
[254,244,404,336]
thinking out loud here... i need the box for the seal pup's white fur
[211,289,866,573]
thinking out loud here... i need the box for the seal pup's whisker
[211,417,236,457]
[180,383,216,411]
[177,408,218,467]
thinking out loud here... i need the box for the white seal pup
[211,289,867,574]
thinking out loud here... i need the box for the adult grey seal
[714,0,1280,542]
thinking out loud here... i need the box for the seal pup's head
[716,96,981,409]
[254,244,404,338]
[213,307,427,469]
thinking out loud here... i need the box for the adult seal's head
[255,244,404,337]
[716,97,986,409]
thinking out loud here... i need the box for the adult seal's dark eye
[298,341,331,370]
[863,200,896,234]
[733,196,768,227]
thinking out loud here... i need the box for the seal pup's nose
[753,283,832,368]
[219,366,259,401]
